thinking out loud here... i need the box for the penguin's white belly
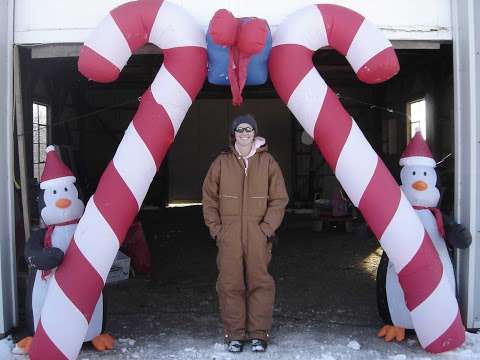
[51,224,77,253]
[32,271,50,331]
[386,261,414,328]
[32,223,103,340]
[385,209,455,328]
[85,293,103,341]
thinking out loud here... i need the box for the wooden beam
[30,43,162,59]
[14,46,30,240]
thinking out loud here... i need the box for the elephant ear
[236,18,267,55]
[209,9,238,46]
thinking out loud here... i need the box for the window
[406,98,426,139]
[33,102,49,180]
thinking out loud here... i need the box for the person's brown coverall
[202,144,288,342]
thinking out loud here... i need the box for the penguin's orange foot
[13,336,33,354]
[377,325,405,342]
[92,333,115,351]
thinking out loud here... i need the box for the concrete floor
[146,207,380,319]
[102,206,384,341]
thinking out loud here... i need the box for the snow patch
[407,339,417,346]
[437,332,480,359]
[118,338,136,346]
[321,354,336,360]
[347,340,361,350]
[389,355,406,360]
[213,342,225,351]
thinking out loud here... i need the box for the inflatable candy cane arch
[269,4,464,353]
[29,1,206,359]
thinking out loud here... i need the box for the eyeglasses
[234,127,254,133]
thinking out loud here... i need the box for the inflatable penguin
[15,146,114,354]
[376,130,472,342]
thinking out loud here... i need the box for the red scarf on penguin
[209,9,268,106]
[41,219,79,279]
[412,205,445,238]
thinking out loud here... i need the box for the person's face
[234,122,255,146]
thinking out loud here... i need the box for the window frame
[32,101,51,181]
[406,97,427,140]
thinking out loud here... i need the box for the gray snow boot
[227,340,243,352]
[251,339,267,352]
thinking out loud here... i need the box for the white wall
[14,0,452,44]
[452,0,480,329]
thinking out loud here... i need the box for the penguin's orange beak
[55,198,71,209]
[412,181,428,191]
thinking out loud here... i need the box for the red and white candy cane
[269,4,464,353]
[29,1,206,359]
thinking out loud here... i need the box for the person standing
[202,114,289,353]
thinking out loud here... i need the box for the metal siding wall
[0,0,18,334]
[474,0,480,329]
[452,0,480,329]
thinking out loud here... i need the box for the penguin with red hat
[14,146,114,354]
[376,130,472,343]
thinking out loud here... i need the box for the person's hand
[266,233,278,246]
[210,224,222,241]
[260,222,278,245]
[259,222,273,237]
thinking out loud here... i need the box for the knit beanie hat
[231,114,258,134]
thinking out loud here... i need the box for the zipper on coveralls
[236,154,248,254]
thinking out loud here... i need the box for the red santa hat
[399,129,436,167]
[40,145,76,189]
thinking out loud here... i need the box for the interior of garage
[11,43,456,344]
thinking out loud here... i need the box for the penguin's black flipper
[443,214,472,249]
[25,229,64,270]
[376,251,393,325]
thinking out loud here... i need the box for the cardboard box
[106,251,131,284]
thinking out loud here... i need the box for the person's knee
[246,272,275,291]
[217,277,246,295]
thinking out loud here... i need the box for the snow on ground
[5,330,480,360]
[78,329,480,360]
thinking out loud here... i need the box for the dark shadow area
[101,206,382,342]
